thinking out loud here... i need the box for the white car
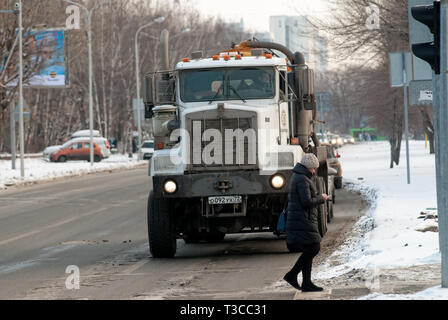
[329,134,344,148]
[141,140,154,160]
[71,130,101,139]
[342,134,356,144]
[316,132,329,144]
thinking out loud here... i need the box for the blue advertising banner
[2,29,68,87]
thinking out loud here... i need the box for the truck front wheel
[147,191,177,258]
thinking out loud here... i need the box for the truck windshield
[180,67,275,103]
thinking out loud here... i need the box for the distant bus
[350,128,387,142]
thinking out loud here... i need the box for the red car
[50,139,103,162]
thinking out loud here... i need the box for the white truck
[143,32,331,258]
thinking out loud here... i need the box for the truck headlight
[164,180,177,194]
[270,174,285,189]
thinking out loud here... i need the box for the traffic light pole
[402,54,411,185]
[411,0,447,289]
[438,0,448,288]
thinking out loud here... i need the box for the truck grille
[187,111,258,171]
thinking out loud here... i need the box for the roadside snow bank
[0,154,147,190]
[359,286,448,300]
[316,141,440,280]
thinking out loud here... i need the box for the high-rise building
[269,16,327,72]
[224,18,245,33]
[251,32,274,43]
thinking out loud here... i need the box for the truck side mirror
[296,67,315,111]
[143,75,154,118]
[157,78,175,105]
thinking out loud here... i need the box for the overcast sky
[189,0,330,33]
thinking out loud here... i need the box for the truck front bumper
[152,170,292,199]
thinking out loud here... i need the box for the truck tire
[316,177,328,237]
[147,191,177,258]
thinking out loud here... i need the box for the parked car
[70,130,111,158]
[141,140,154,160]
[44,138,103,162]
[322,142,343,190]
[316,132,329,144]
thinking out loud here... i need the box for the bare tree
[0,0,250,153]
[297,0,429,167]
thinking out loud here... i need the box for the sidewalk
[293,141,448,300]
[0,154,147,190]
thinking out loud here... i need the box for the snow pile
[316,141,440,280]
[359,286,448,300]
[0,154,147,190]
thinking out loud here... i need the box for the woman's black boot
[301,282,324,292]
[283,272,301,290]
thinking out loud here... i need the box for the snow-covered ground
[360,285,448,300]
[314,140,448,299]
[0,154,147,190]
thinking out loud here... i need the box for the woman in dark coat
[283,153,329,292]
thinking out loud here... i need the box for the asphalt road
[0,167,367,300]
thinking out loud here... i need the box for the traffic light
[411,1,441,74]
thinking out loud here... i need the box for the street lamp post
[1,6,21,173]
[18,0,24,177]
[62,0,111,165]
[141,28,191,41]
[135,17,165,160]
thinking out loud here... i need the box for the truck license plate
[208,196,242,205]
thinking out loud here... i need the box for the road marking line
[122,259,149,275]
[0,207,109,247]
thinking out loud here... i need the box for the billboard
[2,29,68,88]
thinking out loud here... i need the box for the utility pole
[1,4,21,173]
[10,101,16,170]
[402,52,411,185]
[18,0,24,178]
